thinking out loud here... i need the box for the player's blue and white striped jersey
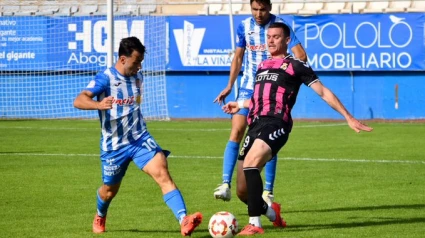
[236,14,301,90]
[85,67,147,151]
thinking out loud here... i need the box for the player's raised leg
[239,139,273,235]
[238,126,289,235]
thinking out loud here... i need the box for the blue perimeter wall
[1,71,424,120]
[1,13,425,119]
[167,71,425,120]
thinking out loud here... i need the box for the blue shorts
[236,88,253,117]
[100,132,170,185]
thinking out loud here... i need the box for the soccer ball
[208,211,238,238]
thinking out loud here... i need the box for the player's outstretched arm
[310,81,373,133]
[74,91,113,110]
[346,116,373,133]
[214,47,245,105]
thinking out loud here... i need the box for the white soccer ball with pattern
[208,211,238,238]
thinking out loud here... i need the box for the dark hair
[269,22,290,38]
[250,0,271,6]
[118,36,146,57]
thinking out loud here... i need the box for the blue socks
[96,189,188,223]
[264,155,277,192]
[221,141,277,192]
[163,189,187,223]
[96,191,111,217]
[222,141,240,185]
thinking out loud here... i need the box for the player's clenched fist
[98,96,113,110]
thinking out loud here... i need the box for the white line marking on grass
[0,123,347,131]
[0,126,98,131]
[171,156,425,164]
[0,153,98,157]
[1,153,424,165]
[294,123,347,128]
[281,157,425,165]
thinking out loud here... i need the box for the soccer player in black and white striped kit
[222,22,373,236]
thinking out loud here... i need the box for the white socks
[249,205,277,227]
[249,216,262,227]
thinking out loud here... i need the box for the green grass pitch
[0,120,424,237]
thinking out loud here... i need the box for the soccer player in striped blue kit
[73,37,202,236]
[222,22,372,235]
[213,0,307,204]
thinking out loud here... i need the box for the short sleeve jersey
[235,15,301,91]
[84,67,147,151]
[247,55,319,132]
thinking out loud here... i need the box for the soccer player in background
[222,22,373,235]
[73,36,202,236]
[213,0,307,204]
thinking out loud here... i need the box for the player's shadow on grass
[286,204,425,213]
[279,204,425,231]
[113,227,210,236]
[112,229,176,234]
[285,217,425,231]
